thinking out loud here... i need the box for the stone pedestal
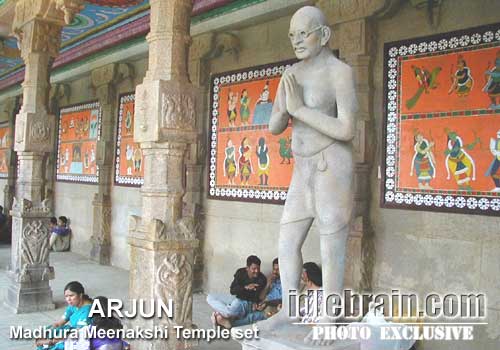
[5,199,54,313]
[129,218,198,350]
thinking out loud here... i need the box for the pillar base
[90,241,111,265]
[4,269,55,313]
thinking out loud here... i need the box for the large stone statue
[258,5,358,338]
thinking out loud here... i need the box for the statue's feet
[253,310,298,334]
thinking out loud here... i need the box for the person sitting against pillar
[300,262,323,324]
[35,281,93,350]
[207,255,267,329]
[256,257,282,317]
[49,216,71,252]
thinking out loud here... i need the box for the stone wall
[371,0,500,348]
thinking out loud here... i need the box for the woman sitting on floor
[35,281,93,350]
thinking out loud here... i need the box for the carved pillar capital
[12,0,83,36]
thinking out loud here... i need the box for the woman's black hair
[58,216,68,225]
[92,296,123,331]
[64,281,92,302]
[303,262,323,287]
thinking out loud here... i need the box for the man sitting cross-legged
[207,255,267,329]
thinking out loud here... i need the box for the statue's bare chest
[295,71,337,112]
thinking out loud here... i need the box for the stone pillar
[89,64,119,265]
[4,0,82,313]
[0,97,18,216]
[317,0,401,293]
[128,0,199,349]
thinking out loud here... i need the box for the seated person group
[207,255,322,329]
[35,281,129,350]
[49,216,71,252]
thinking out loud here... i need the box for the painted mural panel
[381,23,500,215]
[115,93,144,186]
[0,122,12,178]
[56,102,102,184]
[208,60,296,203]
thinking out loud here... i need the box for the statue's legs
[303,225,349,346]
[255,219,312,331]
[320,224,349,316]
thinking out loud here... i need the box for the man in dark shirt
[207,255,267,329]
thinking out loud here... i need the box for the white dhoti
[281,141,354,234]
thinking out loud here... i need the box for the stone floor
[0,244,240,350]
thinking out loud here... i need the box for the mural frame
[381,23,500,216]
[207,59,297,204]
[114,92,144,187]
[56,101,102,184]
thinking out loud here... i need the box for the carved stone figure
[155,253,193,325]
[257,6,358,343]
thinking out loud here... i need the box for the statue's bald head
[290,6,328,28]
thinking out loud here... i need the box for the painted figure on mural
[486,130,500,192]
[278,137,293,164]
[406,65,441,109]
[0,152,6,172]
[125,109,133,134]
[444,128,479,190]
[240,89,251,126]
[257,7,357,344]
[224,139,238,185]
[64,147,70,172]
[84,150,89,169]
[70,145,83,174]
[483,50,500,109]
[90,145,96,174]
[227,90,237,127]
[253,81,274,125]
[448,55,473,97]
[238,137,253,185]
[133,147,142,174]
[256,137,270,186]
[410,130,436,189]
[126,144,133,175]
[89,110,99,139]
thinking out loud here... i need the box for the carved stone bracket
[134,80,198,145]
[155,252,193,326]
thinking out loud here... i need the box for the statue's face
[289,15,323,60]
